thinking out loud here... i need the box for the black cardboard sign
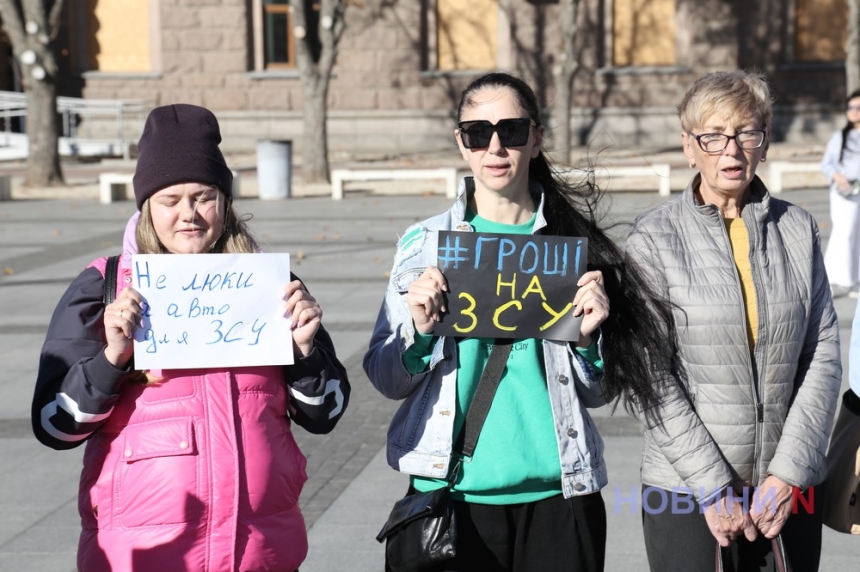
[433,231,588,341]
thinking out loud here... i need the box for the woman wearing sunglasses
[821,89,860,298]
[626,71,841,570]
[364,72,680,571]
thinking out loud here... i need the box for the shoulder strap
[103,255,120,305]
[454,339,513,460]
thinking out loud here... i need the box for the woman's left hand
[572,270,609,348]
[283,280,322,357]
[749,475,794,538]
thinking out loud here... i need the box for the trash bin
[256,140,292,199]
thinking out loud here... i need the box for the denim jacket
[363,178,609,498]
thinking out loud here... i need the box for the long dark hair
[457,72,682,412]
[840,89,860,162]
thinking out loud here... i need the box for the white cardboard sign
[131,253,293,369]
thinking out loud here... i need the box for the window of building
[611,0,676,67]
[262,0,296,68]
[253,0,320,71]
[794,0,847,62]
[436,0,498,71]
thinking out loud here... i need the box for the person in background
[364,72,681,572]
[821,89,860,298]
[627,70,841,571]
[32,104,350,572]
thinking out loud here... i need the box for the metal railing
[0,90,146,157]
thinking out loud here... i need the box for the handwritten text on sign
[433,232,588,341]
[132,253,293,369]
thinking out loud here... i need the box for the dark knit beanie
[133,104,233,210]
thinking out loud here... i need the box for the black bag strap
[103,255,121,306]
[453,338,513,461]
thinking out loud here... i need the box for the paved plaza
[1,162,858,570]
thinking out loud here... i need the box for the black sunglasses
[457,118,534,149]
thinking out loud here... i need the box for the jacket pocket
[393,267,427,293]
[116,417,201,528]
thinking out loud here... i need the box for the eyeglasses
[688,129,767,153]
[457,118,534,149]
[847,105,860,112]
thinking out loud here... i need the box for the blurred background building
[0,0,853,159]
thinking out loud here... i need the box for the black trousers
[642,485,823,572]
[420,491,606,572]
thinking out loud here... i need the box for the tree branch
[0,0,27,54]
[48,0,65,38]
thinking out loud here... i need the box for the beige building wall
[795,0,847,62]
[613,0,676,67]
[437,0,498,71]
[87,0,151,72]
[69,0,853,157]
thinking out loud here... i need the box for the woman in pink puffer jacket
[32,104,350,572]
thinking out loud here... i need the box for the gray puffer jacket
[626,175,841,501]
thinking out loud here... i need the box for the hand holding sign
[572,270,609,347]
[406,266,449,334]
[103,287,145,368]
[282,279,322,357]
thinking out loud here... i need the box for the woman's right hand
[406,267,448,335]
[103,287,144,368]
[833,172,851,192]
[703,489,758,547]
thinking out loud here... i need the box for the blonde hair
[136,187,257,255]
[677,71,773,132]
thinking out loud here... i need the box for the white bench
[592,163,672,196]
[99,171,241,204]
[767,161,824,193]
[99,172,134,204]
[331,168,458,200]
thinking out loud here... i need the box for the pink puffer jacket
[78,364,309,571]
[81,255,310,571]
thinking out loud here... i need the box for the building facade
[12,0,856,158]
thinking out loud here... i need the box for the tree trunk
[848,0,860,94]
[291,0,347,185]
[553,72,573,160]
[0,0,65,187]
[551,0,580,165]
[301,73,330,184]
[25,75,63,186]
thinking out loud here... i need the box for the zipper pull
[757,403,764,422]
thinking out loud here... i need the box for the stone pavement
[1,172,859,570]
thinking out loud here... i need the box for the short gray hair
[677,71,773,132]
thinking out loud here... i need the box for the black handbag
[376,340,513,572]
[823,389,860,534]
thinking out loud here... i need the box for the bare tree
[0,0,63,186]
[848,0,860,93]
[551,0,581,164]
[292,0,356,185]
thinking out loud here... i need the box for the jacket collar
[682,173,771,226]
[453,176,549,234]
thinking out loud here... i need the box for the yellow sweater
[724,217,758,350]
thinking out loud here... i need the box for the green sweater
[405,210,600,504]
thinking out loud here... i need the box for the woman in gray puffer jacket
[626,71,842,571]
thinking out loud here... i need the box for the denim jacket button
[567,427,578,438]
[574,483,586,492]
[558,374,569,385]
